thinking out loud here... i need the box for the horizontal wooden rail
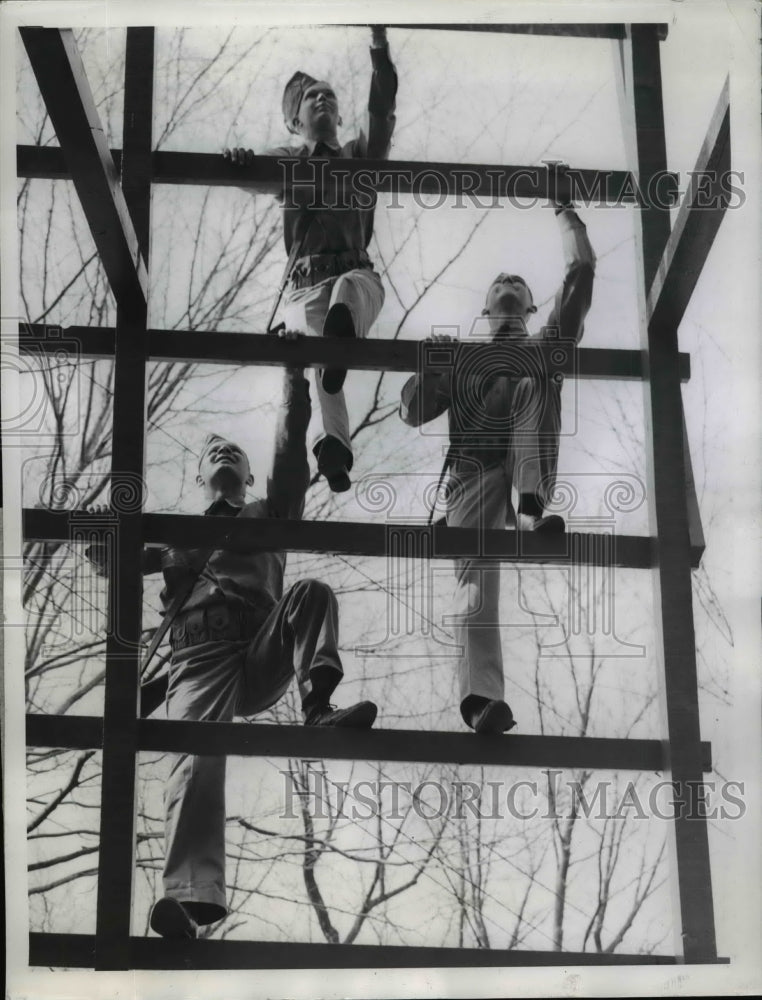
[17,145,678,206]
[378,23,670,41]
[18,323,692,382]
[25,714,713,772]
[27,714,103,750]
[29,933,728,971]
[23,509,705,569]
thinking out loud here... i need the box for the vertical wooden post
[94,27,154,970]
[623,24,717,962]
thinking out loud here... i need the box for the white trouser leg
[446,463,510,706]
[282,269,384,454]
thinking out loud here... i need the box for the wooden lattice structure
[17,22,731,969]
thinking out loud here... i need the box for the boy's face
[483,273,535,324]
[297,81,340,137]
[196,437,253,498]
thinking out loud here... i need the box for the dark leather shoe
[321,302,355,394]
[305,700,378,729]
[149,897,198,939]
[519,513,566,534]
[471,699,516,735]
[314,435,353,493]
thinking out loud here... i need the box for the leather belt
[289,249,372,290]
[171,602,273,651]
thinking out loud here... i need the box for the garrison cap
[283,71,318,130]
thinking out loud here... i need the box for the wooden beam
[647,78,731,330]
[23,509,705,570]
[626,25,673,288]
[17,145,677,207]
[120,29,155,259]
[31,933,729,972]
[93,28,155,972]
[160,153,667,207]
[27,713,103,749]
[26,713,712,772]
[18,29,147,317]
[682,401,705,553]
[380,23,670,41]
[18,323,693,383]
[623,24,718,963]
[140,719,714,772]
[20,323,116,361]
[614,37,704,553]
[16,143,87,179]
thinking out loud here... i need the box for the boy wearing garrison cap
[89,362,377,939]
[225,26,397,493]
[399,203,596,736]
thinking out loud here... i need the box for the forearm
[267,368,311,519]
[556,206,596,272]
[366,33,398,160]
[543,208,596,344]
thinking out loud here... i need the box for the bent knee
[293,578,335,602]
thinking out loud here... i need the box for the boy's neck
[302,126,339,147]
[206,488,245,507]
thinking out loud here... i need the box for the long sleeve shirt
[399,209,596,471]
[265,44,398,255]
[159,369,311,616]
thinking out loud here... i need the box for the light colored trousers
[282,268,384,455]
[162,579,342,922]
[445,375,562,708]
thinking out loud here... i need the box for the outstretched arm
[266,348,312,520]
[361,26,398,160]
[541,206,596,344]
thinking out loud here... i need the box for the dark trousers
[162,579,341,922]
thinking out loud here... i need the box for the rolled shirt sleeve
[399,370,452,427]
